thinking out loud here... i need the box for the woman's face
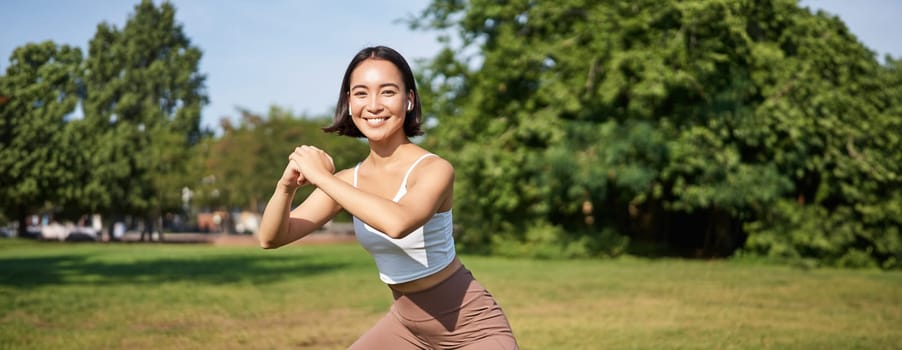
[348,58,412,142]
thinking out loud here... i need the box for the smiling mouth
[363,116,390,126]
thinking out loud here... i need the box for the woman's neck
[366,137,414,167]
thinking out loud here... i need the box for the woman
[257,46,518,349]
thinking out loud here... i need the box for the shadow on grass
[0,252,353,288]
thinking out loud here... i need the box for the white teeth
[365,117,388,126]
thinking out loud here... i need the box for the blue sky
[2,1,900,132]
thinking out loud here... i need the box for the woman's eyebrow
[351,83,401,90]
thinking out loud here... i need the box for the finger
[289,159,306,184]
[295,145,313,157]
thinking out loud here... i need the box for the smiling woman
[256,46,519,349]
[346,59,413,141]
[323,46,424,139]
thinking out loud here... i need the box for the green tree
[0,42,83,236]
[733,7,902,268]
[80,0,207,239]
[412,0,901,266]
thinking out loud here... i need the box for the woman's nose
[365,95,381,112]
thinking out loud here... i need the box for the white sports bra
[351,153,456,284]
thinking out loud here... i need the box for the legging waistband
[390,264,469,300]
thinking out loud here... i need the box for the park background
[1,1,901,349]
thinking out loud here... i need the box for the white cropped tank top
[352,153,456,284]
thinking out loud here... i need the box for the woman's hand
[291,145,335,186]
[278,146,335,190]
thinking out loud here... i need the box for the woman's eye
[382,90,396,96]
[353,92,367,97]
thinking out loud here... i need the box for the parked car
[35,222,100,241]
[65,225,100,242]
[39,222,69,240]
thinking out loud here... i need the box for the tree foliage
[412,0,901,267]
[79,0,207,225]
[0,1,207,238]
[0,42,83,235]
[0,1,370,238]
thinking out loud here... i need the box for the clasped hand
[280,145,335,189]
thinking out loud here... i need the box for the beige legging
[349,266,518,349]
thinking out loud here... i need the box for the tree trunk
[157,214,165,242]
[140,215,152,242]
[17,206,29,238]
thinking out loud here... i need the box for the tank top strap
[399,153,437,189]
[353,162,361,188]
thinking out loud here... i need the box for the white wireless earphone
[348,105,352,116]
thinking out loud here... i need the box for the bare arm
[257,148,344,249]
[257,184,344,249]
[295,147,453,239]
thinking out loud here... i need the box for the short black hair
[323,46,423,137]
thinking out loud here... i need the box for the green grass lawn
[1,239,900,350]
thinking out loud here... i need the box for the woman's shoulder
[406,146,451,168]
[412,151,454,180]
[422,153,452,169]
[405,144,446,164]
[334,167,357,184]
